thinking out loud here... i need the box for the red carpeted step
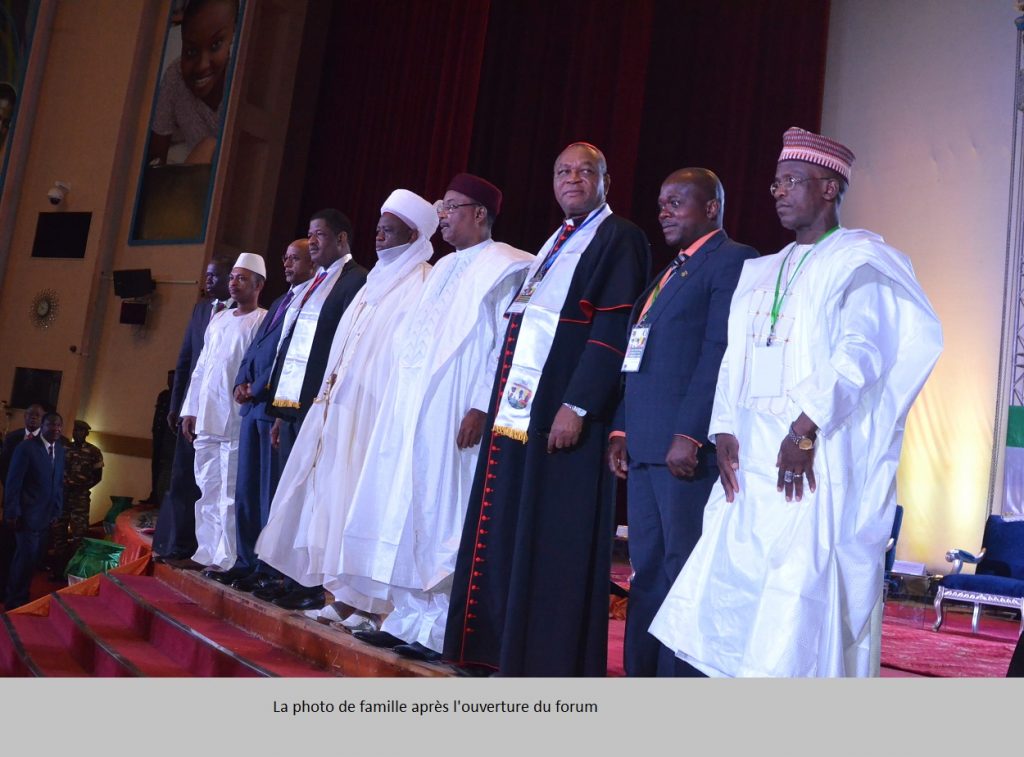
[52,592,202,677]
[1,610,92,677]
[107,574,334,677]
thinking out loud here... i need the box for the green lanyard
[768,226,838,345]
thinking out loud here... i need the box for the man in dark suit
[4,412,66,609]
[239,209,367,608]
[152,255,233,564]
[204,239,314,586]
[608,168,758,676]
[0,403,45,592]
[0,403,44,484]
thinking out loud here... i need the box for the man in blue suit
[4,412,66,609]
[153,255,233,565]
[0,403,45,591]
[204,239,314,586]
[609,168,758,676]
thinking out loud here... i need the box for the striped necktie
[535,222,578,280]
[299,271,328,308]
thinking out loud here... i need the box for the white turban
[364,189,437,304]
[381,189,439,240]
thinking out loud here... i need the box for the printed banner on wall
[128,0,245,244]
[1005,405,1024,515]
[0,0,39,201]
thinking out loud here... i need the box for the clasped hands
[607,435,699,481]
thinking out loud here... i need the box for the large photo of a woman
[130,0,243,243]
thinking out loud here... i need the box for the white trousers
[379,576,453,652]
[192,433,239,570]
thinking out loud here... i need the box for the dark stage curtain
[299,0,829,270]
[297,0,492,261]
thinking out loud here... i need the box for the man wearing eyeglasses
[201,239,314,588]
[608,168,758,677]
[651,127,943,677]
[445,142,651,676]
[336,175,531,662]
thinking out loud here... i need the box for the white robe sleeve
[180,340,210,419]
[789,265,900,437]
[469,273,519,412]
[707,347,734,443]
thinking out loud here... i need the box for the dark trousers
[0,520,15,594]
[152,431,200,558]
[253,416,301,589]
[624,461,714,677]
[233,412,278,573]
[5,527,49,609]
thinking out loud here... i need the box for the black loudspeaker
[119,301,148,325]
[113,269,156,298]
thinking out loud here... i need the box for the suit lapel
[645,231,727,326]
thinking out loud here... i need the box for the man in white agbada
[651,127,943,677]
[255,189,437,607]
[338,173,532,662]
[180,252,267,571]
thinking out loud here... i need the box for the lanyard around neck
[768,226,838,344]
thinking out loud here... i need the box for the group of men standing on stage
[148,126,943,678]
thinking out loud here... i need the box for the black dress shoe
[252,581,290,601]
[272,589,326,611]
[392,642,443,663]
[233,572,279,592]
[352,630,405,649]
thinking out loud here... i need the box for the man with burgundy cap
[340,173,532,662]
[651,127,943,677]
[445,143,650,676]
[180,252,267,572]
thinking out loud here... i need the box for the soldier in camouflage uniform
[50,419,103,579]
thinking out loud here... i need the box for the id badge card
[749,342,785,398]
[506,279,538,316]
[621,324,651,373]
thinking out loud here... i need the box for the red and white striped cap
[778,127,855,182]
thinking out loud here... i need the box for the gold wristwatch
[788,424,815,451]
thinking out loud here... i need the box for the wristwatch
[788,424,815,451]
[563,402,587,418]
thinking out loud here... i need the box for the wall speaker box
[31,212,92,258]
[119,301,148,325]
[113,269,156,298]
[10,367,62,410]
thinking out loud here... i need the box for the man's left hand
[776,438,816,502]
[547,406,583,453]
[457,409,487,449]
[666,436,699,479]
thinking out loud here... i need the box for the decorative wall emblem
[30,289,59,328]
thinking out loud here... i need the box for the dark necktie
[48,444,55,465]
[300,271,328,308]
[212,300,227,315]
[267,288,295,332]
